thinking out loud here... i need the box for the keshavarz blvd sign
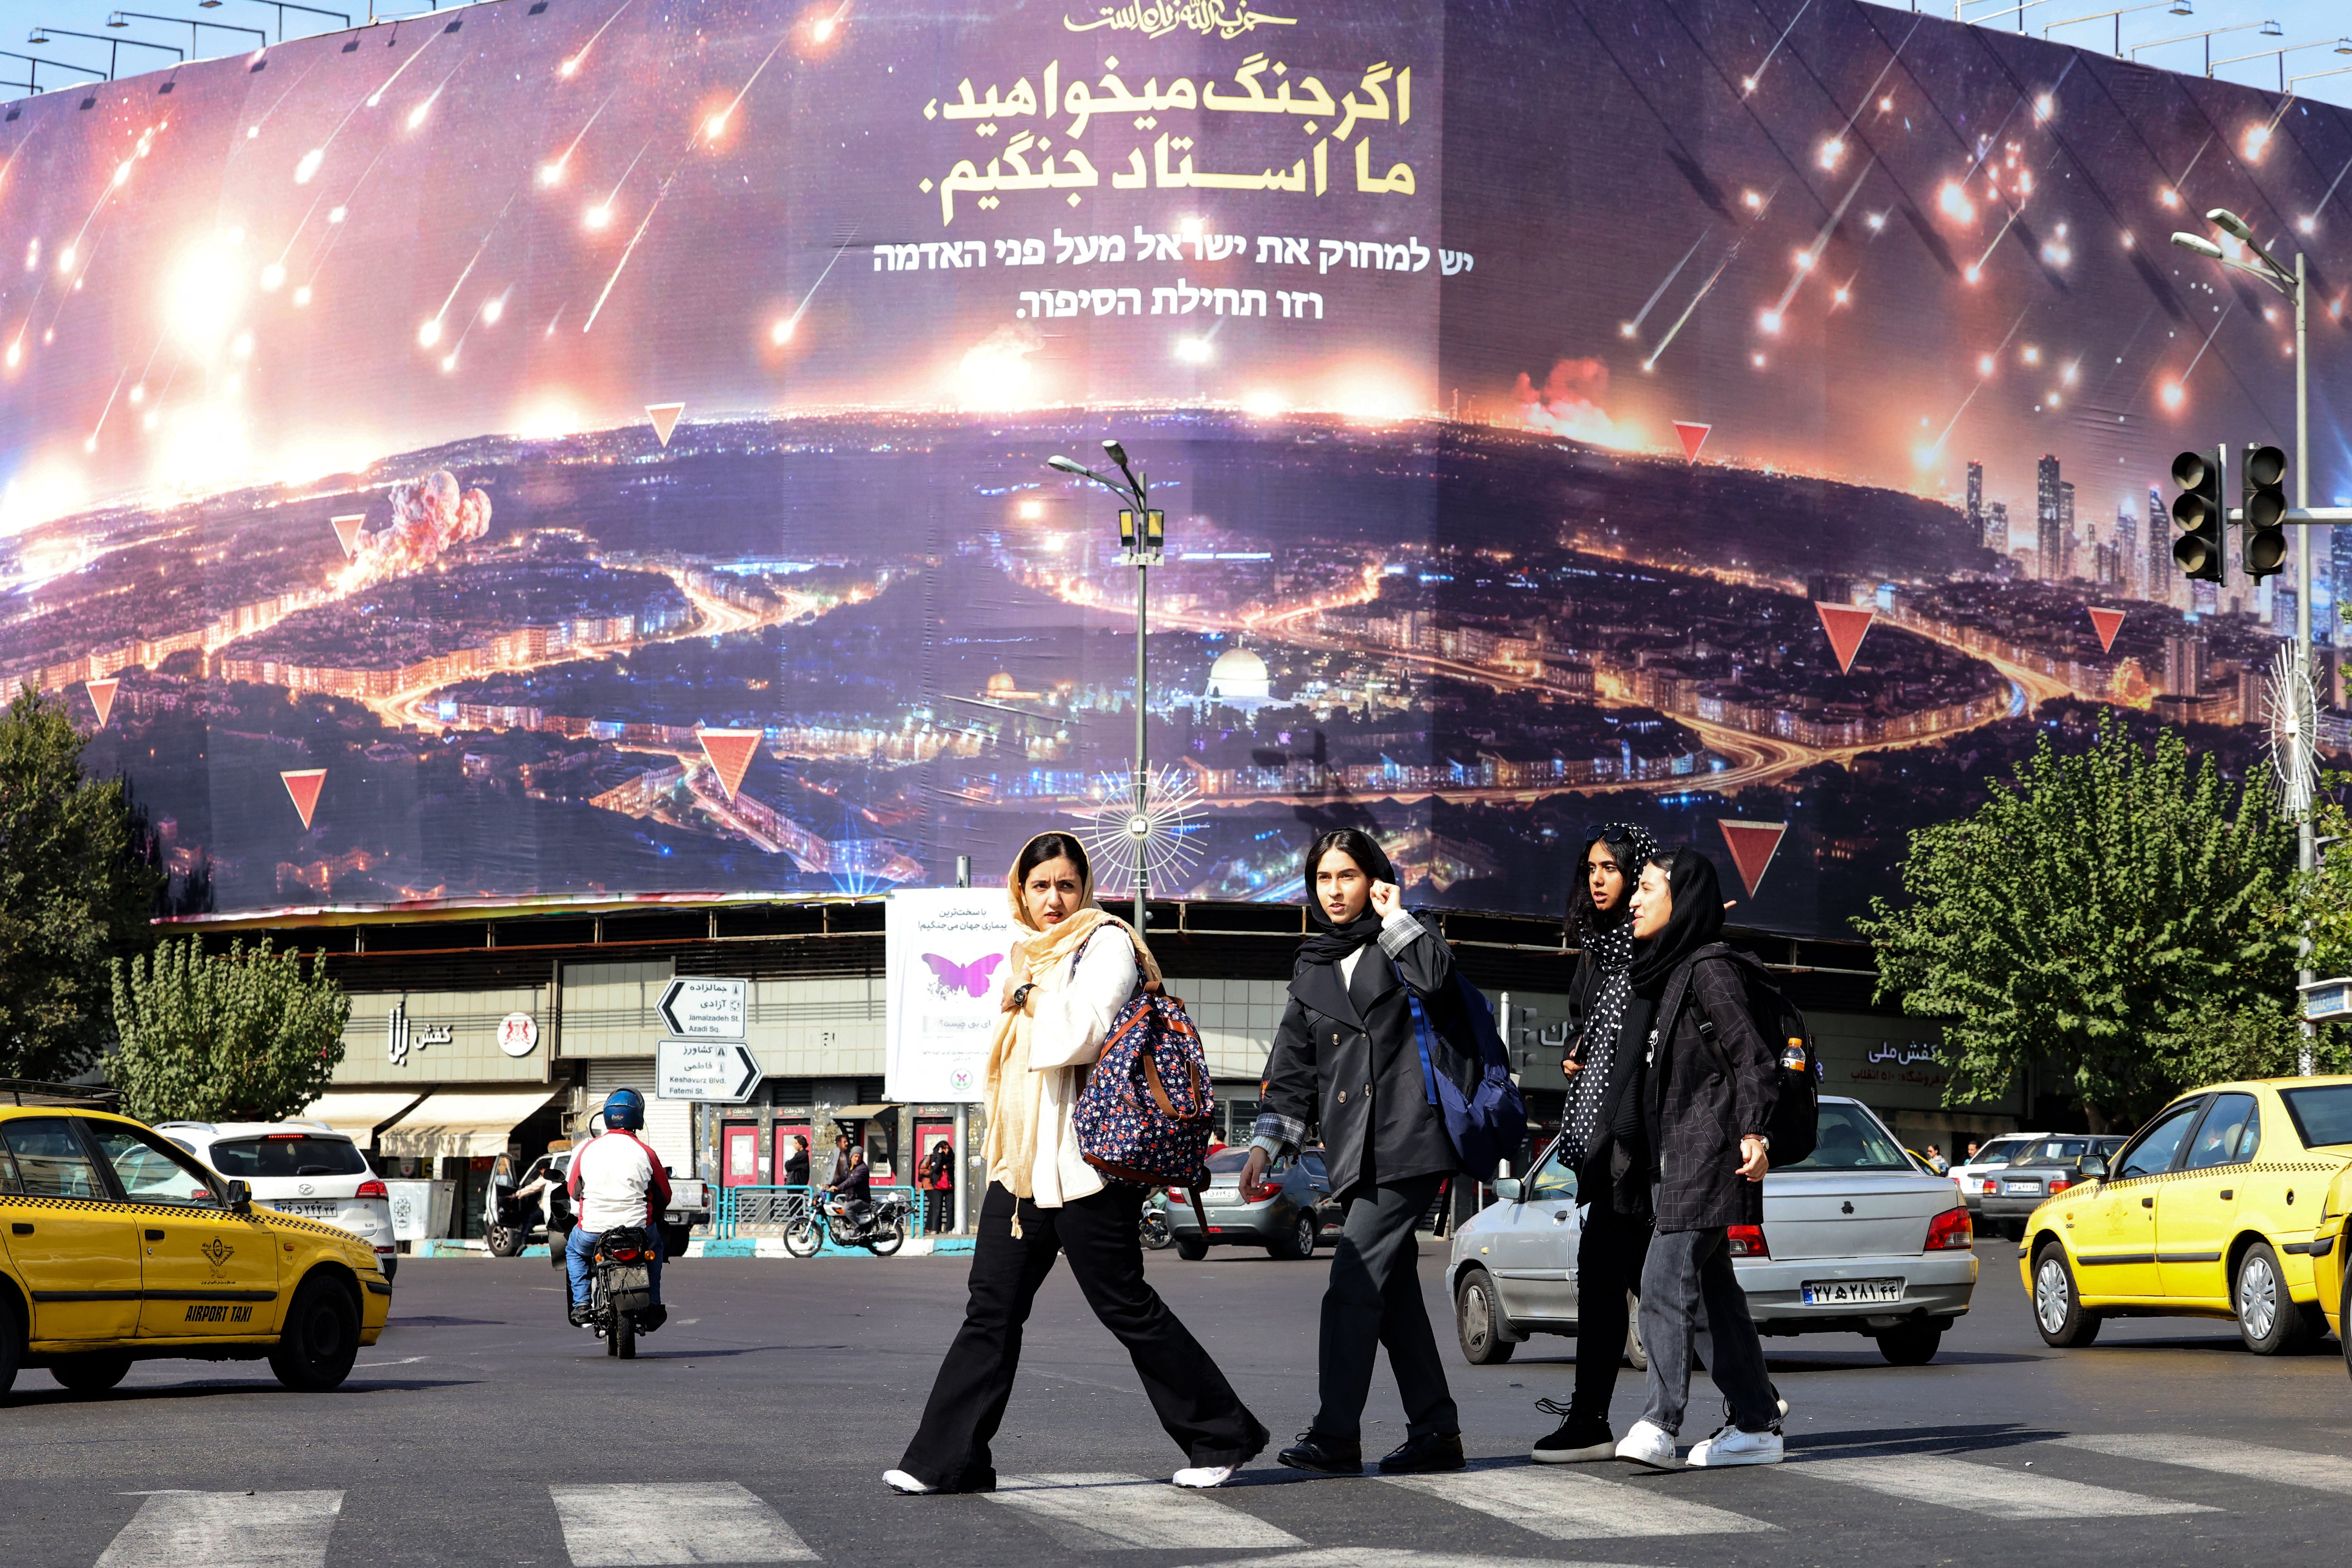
[656,1039,764,1104]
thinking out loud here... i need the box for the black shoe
[636,1304,668,1335]
[1276,1431,1363,1475]
[567,1303,591,1327]
[1530,1399,1617,1464]
[1377,1431,1465,1474]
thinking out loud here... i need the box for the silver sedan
[1448,1095,1979,1367]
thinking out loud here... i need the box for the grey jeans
[1636,1223,1777,1435]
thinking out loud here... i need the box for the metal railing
[716,1183,961,1239]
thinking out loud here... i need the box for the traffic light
[2170,446,2226,584]
[2241,442,2288,578]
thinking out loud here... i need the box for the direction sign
[656,1038,763,1103]
[658,976,747,1039]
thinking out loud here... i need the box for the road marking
[1380,1467,1774,1538]
[2058,1434,2352,1495]
[95,1490,343,1568]
[549,1482,814,1565]
[1796,1454,2211,1518]
[989,1473,1301,1550]
[1170,1553,1689,1568]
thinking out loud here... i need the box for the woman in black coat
[1529,821,1658,1464]
[1243,828,1465,1478]
[1617,847,1783,1470]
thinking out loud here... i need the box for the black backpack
[1656,943,1820,1167]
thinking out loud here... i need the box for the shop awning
[377,1086,566,1162]
[299,1090,431,1141]
[830,1103,901,1123]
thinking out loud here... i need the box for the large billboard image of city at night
[0,0,2345,935]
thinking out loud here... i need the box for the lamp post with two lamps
[107,11,266,60]
[25,24,182,78]
[1046,441,1163,932]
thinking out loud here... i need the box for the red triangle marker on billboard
[1672,421,1711,462]
[647,402,685,448]
[281,768,326,830]
[330,513,366,558]
[1815,603,1876,674]
[88,678,118,728]
[697,728,762,801]
[2087,605,2126,654]
[1718,820,1789,898]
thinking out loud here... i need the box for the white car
[157,1120,399,1282]
[1448,1095,1978,1368]
[1947,1132,2048,1214]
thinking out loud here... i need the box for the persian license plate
[2004,1180,2043,1195]
[276,1201,341,1220]
[1800,1278,1904,1306]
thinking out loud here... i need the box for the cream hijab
[980,835,1163,1216]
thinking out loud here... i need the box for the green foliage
[0,691,163,1080]
[2296,769,2352,983]
[111,939,352,1124]
[1856,710,2296,1131]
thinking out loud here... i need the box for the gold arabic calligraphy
[924,56,1416,224]
[1064,2,1297,41]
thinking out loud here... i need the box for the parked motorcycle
[1140,1191,1173,1250]
[584,1224,664,1358]
[784,1189,911,1257]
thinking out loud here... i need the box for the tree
[1856,710,2296,1131]
[111,939,352,1124]
[0,691,163,1081]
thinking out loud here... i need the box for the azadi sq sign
[0,0,2336,940]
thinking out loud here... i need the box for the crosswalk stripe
[1172,1553,1682,1568]
[95,1490,343,1568]
[2057,1434,2352,1495]
[549,1482,815,1565]
[1795,1454,2213,1519]
[1380,1467,1775,1538]
[987,1472,1302,1550]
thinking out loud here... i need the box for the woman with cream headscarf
[887,832,1267,1496]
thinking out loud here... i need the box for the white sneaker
[1172,1465,1235,1488]
[1686,1424,1783,1467]
[1614,1418,1681,1470]
[883,1470,939,1494]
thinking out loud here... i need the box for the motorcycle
[784,1188,911,1257]
[1140,1191,1173,1250]
[585,1224,665,1358]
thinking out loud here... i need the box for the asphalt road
[5,1237,2348,1568]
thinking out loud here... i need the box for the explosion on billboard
[341,470,492,588]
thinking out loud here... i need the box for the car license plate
[2004,1180,2042,1195]
[1800,1278,1904,1306]
[277,1202,341,1220]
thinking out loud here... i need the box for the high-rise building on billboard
[2038,456,2064,581]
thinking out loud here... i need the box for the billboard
[0,0,2343,935]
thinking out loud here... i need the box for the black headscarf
[1299,828,1399,965]
[1627,847,1727,998]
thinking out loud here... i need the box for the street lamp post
[2128,19,2283,76]
[1047,442,1164,932]
[2040,0,2194,59]
[2207,36,2352,91]
[108,11,267,59]
[2172,211,2315,1072]
[197,1,352,46]
[0,47,108,93]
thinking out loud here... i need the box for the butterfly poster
[884,887,1021,1103]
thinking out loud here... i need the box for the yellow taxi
[2316,1156,2352,1380]
[2020,1076,2352,1355]
[0,1097,392,1398]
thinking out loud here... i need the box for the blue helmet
[603,1087,645,1132]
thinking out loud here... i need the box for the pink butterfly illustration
[922,951,1004,998]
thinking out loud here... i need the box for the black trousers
[1569,1198,1652,1421]
[898,1182,1266,1491]
[1313,1172,1459,1444]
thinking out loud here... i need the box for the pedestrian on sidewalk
[1530,821,1658,1464]
[888,832,1266,1496]
[922,1138,954,1234]
[1246,828,1466,1478]
[782,1135,810,1190]
[1614,847,1786,1471]
[827,1133,853,1190]
[1925,1144,1948,1175]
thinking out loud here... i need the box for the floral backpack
[1072,943,1218,1191]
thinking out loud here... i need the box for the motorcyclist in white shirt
[564,1088,672,1332]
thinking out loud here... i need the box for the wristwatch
[1745,1133,1770,1149]
[1010,982,1036,1009]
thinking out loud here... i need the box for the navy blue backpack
[1407,972,1527,1182]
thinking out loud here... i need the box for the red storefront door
[721,1123,763,1187]
[772,1123,813,1187]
